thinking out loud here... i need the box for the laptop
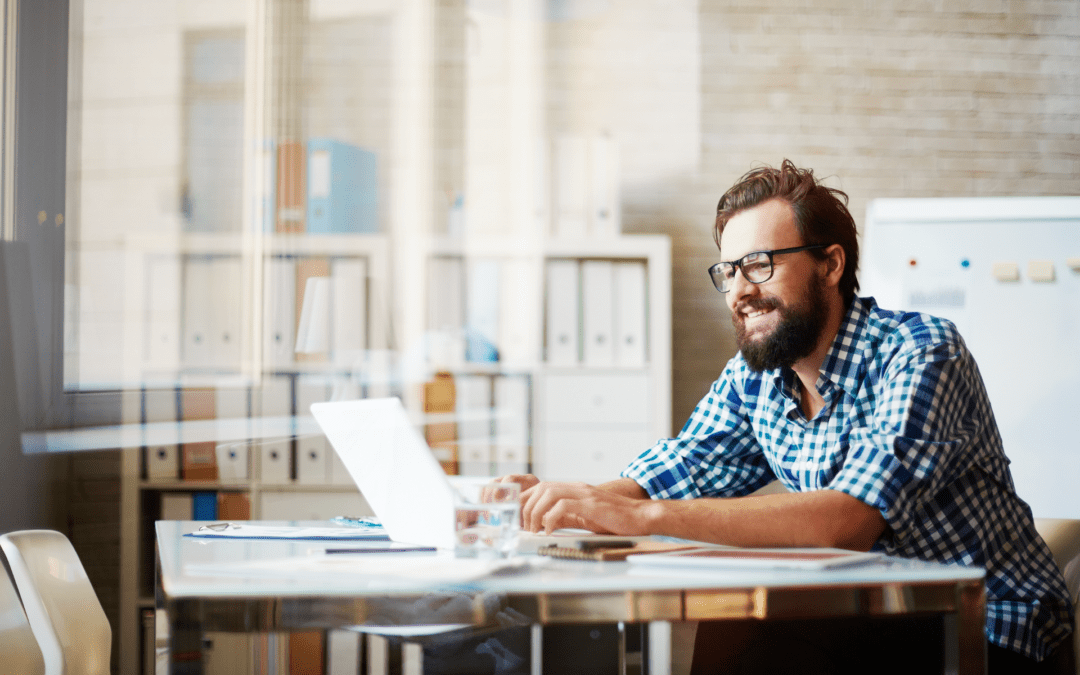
[310,397,645,552]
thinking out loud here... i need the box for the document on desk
[184,552,531,585]
[626,547,882,571]
[185,524,389,540]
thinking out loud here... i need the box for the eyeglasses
[707,245,828,293]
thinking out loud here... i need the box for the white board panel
[861,197,1080,518]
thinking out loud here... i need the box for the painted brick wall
[622,0,1080,430]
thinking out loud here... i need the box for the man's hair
[714,159,860,305]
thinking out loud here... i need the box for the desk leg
[957,580,987,675]
[645,622,672,675]
[530,624,542,675]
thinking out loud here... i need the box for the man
[504,160,1073,673]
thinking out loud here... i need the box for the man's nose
[727,267,757,308]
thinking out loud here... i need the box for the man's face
[719,199,829,371]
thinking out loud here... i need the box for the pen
[324,546,436,554]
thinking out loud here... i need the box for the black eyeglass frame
[707,244,829,293]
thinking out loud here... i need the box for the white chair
[0,530,111,675]
[1035,518,1080,674]
[0,559,45,674]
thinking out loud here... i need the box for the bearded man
[502,160,1073,674]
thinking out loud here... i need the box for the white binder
[582,260,615,367]
[457,375,493,476]
[257,437,292,484]
[553,134,589,238]
[331,257,367,367]
[589,135,620,237]
[295,374,331,417]
[465,258,500,363]
[263,257,296,368]
[210,256,243,368]
[145,254,181,370]
[494,375,530,475]
[545,259,580,366]
[295,434,330,485]
[427,256,465,367]
[215,441,250,481]
[256,375,292,417]
[182,257,215,369]
[614,260,648,367]
[498,258,535,367]
[144,388,179,481]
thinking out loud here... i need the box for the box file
[257,437,292,484]
[306,139,378,234]
[428,256,465,367]
[466,258,500,363]
[331,257,367,367]
[216,492,251,520]
[215,441,249,481]
[192,492,218,520]
[582,260,615,367]
[494,375,531,475]
[588,135,620,237]
[256,375,292,417]
[296,435,330,485]
[144,254,182,370]
[545,259,580,366]
[144,388,180,481]
[264,257,296,368]
[181,388,218,481]
[159,492,193,521]
[553,135,588,238]
[614,261,647,367]
[457,375,493,476]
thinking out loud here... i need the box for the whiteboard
[861,197,1080,519]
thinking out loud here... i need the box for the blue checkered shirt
[623,296,1072,660]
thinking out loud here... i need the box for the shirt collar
[766,296,871,403]
[818,296,872,397]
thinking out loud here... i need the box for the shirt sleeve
[826,330,998,550]
[621,358,776,499]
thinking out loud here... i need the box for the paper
[185,524,388,540]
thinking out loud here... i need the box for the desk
[156,521,987,675]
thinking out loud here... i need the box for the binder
[613,261,647,367]
[498,258,535,367]
[494,375,530,475]
[144,388,179,481]
[217,492,251,520]
[192,491,218,520]
[264,257,296,368]
[295,257,331,360]
[465,258,500,363]
[428,256,465,367]
[295,374,331,416]
[184,257,243,370]
[582,260,615,367]
[180,388,218,481]
[327,630,360,675]
[545,259,580,366]
[306,138,378,234]
[288,631,324,675]
[296,435,330,485]
[256,375,292,417]
[330,257,367,367]
[256,437,292,484]
[327,447,353,485]
[145,254,181,370]
[276,140,305,233]
[553,134,588,238]
[588,134,620,237]
[159,492,193,521]
[456,375,493,476]
[424,372,458,475]
[215,441,249,481]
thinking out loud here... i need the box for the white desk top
[157,520,984,603]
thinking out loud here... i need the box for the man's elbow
[820,495,887,551]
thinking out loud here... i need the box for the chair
[0,557,45,674]
[0,530,111,675]
[1035,519,1080,674]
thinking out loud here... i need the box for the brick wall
[620,0,1080,430]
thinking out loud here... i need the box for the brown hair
[714,159,860,304]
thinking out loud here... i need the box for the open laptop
[310,397,644,552]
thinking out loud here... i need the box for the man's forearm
[597,477,649,499]
[640,488,886,551]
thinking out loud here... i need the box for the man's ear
[823,244,845,287]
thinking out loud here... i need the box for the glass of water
[450,479,521,559]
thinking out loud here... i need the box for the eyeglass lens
[711,251,773,292]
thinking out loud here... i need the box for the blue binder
[306,138,378,234]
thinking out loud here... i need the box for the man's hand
[519,479,652,534]
[496,473,541,492]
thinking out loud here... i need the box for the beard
[732,275,829,372]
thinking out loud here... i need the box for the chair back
[1036,519,1080,674]
[0,530,111,675]
[0,559,45,674]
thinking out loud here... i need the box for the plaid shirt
[623,296,1072,660]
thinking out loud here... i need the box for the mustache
[733,297,782,317]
